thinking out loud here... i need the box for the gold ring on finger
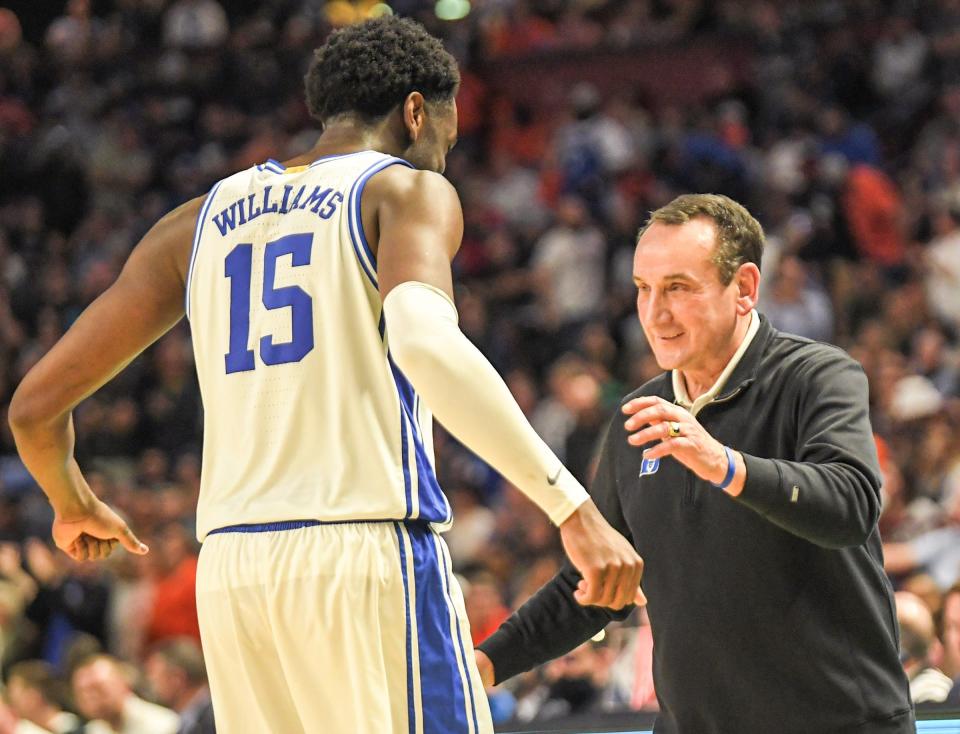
[667,421,682,438]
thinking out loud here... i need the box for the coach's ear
[734,262,760,315]
[401,91,427,144]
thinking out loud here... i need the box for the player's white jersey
[186,151,451,540]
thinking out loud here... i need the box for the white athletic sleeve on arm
[383,280,589,525]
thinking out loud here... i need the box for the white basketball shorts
[196,519,493,733]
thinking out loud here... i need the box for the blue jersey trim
[409,527,470,733]
[437,536,480,733]
[255,159,286,173]
[345,158,385,288]
[399,407,414,519]
[346,155,416,289]
[184,180,224,321]
[394,524,418,734]
[388,353,452,524]
[206,518,416,535]
[355,157,416,274]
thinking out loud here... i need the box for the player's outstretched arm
[8,197,203,561]
[373,168,643,610]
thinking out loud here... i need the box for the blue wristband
[711,445,737,490]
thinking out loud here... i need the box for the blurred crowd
[1,0,960,730]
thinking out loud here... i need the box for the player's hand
[475,649,495,688]
[559,500,645,610]
[52,499,148,562]
[622,396,744,494]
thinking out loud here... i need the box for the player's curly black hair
[305,17,460,123]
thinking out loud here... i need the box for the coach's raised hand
[559,500,645,609]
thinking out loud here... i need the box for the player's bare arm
[371,166,645,612]
[7,197,203,562]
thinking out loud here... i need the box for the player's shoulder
[365,163,459,210]
[165,194,207,228]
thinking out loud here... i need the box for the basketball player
[8,17,643,733]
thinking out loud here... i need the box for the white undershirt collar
[672,310,759,417]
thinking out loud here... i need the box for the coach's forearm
[735,455,880,548]
[383,281,588,525]
[734,356,882,549]
[8,404,95,519]
[477,562,623,684]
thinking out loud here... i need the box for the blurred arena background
[0,0,960,732]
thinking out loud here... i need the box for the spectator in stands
[759,255,834,342]
[523,639,621,720]
[925,186,960,329]
[465,573,511,648]
[142,526,200,649]
[21,540,110,667]
[531,196,606,344]
[940,583,960,703]
[5,659,81,733]
[162,0,227,50]
[896,591,954,703]
[885,479,960,591]
[144,638,215,734]
[71,655,178,734]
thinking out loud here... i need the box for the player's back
[186,151,450,539]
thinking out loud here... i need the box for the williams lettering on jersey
[213,183,345,236]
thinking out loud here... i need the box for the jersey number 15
[223,232,314,374]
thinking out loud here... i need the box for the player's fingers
[635,585,648,606]
[86,539,101,561]
[64,541,81,562]
[96,539,113,560]
[117,524,149,555]
[622,555,646,608]
[84,537,103,562]
[610,551,644,609]
[596,563,624,608]
[574,567,603,606]
[610,570,635,610]
[74,537,90,562]
[608,563,631,610]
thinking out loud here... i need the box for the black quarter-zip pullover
[479,315,914,734]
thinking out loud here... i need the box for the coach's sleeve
[735,351,882,549]
[477,416,635,683]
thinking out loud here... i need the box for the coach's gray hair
[637,193,764,285]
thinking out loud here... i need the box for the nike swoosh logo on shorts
[547,467,562,485]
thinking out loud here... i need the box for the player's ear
[402,91,427,143]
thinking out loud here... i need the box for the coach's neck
[677,311,753,402]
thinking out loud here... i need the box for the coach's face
[633,218,756,375]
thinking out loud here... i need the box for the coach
[476,194,914,733]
